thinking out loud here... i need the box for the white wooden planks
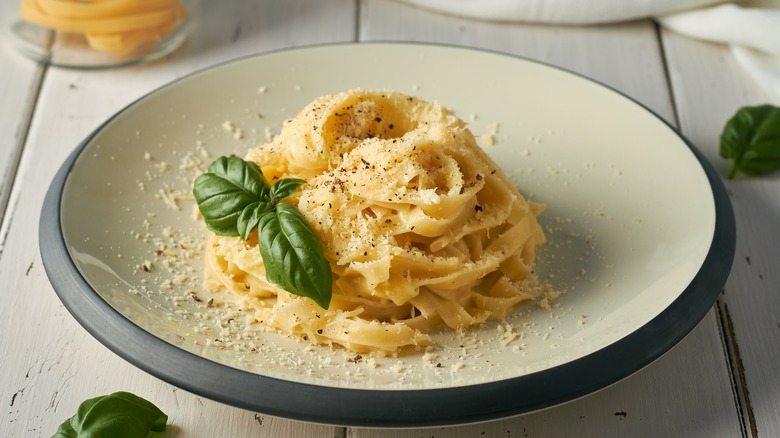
[0,4,44,236]
[663,28,780,438]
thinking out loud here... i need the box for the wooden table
[2,1,778,436]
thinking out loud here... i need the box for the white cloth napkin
[399,0,780,102]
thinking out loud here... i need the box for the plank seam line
[355,0,362,42]
[0,64,48,257]
[716,298,758,438]
[655,23,681,130]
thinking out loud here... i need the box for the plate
[40,43,735,427]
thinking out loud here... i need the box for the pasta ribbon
[206,90,548,355]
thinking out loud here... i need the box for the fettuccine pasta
[205,90,547,355]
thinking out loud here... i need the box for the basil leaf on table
[53,391,166,438]
[193,156,333,309]
[257,202,333,309]
[720,104,780,179]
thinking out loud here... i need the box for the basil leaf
[207,156,271,199]
[53,391,167,438]
[720,104,780,179]
[193,156,270,235]
[257,202,332,309]
[237,201,274,241]
[269,178,307,203]
[193,156,332,309]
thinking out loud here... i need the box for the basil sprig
[193,156,332,309]
[720,104,780,179]
[54,391,167,438]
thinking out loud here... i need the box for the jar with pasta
[9,0,192,68]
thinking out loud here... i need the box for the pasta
[205,90,547,355]
[20,0,187,54]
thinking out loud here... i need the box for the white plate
[40,43,735,427]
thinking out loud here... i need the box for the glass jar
[8,0,193,69]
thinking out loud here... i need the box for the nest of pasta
[206,90,547,355]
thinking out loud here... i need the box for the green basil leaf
[207,156,271,199]
[720,104,780,179]
[269,178,307,203]
[53,418,77,437]
[257,202,332,309]
[193,156,332,309]
[237,201,274,241]
[193,156,270,235]
[53,391,167,438]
